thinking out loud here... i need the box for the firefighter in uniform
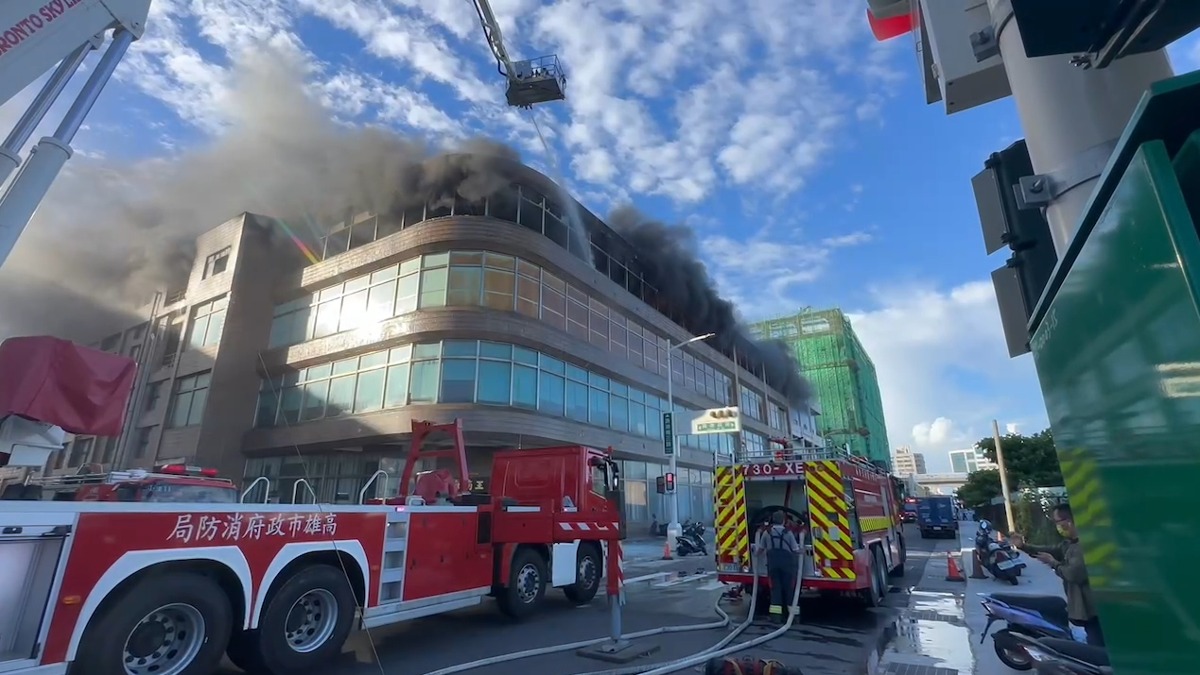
[754,511,802,624]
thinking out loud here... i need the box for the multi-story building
[949,448,997,474]
[54,158,802,528]
[891,445,927,476]
[749,308,891,469]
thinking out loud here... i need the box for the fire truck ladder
[0,0,152,270]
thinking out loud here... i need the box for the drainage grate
[905,609,965,626]
[883,663,961,675]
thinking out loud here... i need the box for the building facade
[749,308,891,469]
[949,448,997,474]
[54,159,805,528]
[891,445,927,476]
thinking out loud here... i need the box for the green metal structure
[1028,71,1200,673]
[750,309,891,468]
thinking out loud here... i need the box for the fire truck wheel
[498,548,548,619]
[234,564,357,674]
[563,544,602,604]
[860,549,885,609]
[78,571,233,675]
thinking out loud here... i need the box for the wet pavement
[218,525,976,674]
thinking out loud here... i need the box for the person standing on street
[1010,503,1105,646]
[754,511,802,624]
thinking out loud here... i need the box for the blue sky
[4,1,1199,472]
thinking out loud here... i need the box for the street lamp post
[665,332,716,553]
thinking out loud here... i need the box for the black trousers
[767,563,797,614]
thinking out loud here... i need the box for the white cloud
[846,281,1047,473]
[100,0,899,204]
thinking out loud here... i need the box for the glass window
[447,266,483,306]
[419,268,447,308]
[541,274,566,330]
[629,402,647,436]
[361,351,388,369]
[390,344,413,364]
[409,361,440,403]
[513,346,538,365]
[367,280,397,321]
[483,268,515,311]
[540,354,564,375]
[332,357,358,376]
[167,372,211,428]
[301,380,327,421]
[443,340,478,357]
[424,252,450,268]
[480,342,512,360]
[339,289,369,332]
[440,359,477,403]
[589,387,610,427]
[451,251,484,265]
[186,296,227,350]
[279,387,302,424]
[516,274,540,318]
[610,395,629,432]
[413,342,441,359]
[512,365,537,409]
[485,252,516,270]
[326,375,356,417]
[313,300,340,339]
[256,388,279,427]
[538,372,565,416]
[384,364,410,408]
[477,360,513,404]
[566,364,588,382]
[355,368,385,413]
[565,380,588,421]
[566,297,588,339]
[396,272,419,314]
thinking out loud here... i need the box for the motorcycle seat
[1039,638,1109,666]
[989,594,1070,627]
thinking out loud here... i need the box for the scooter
[979,592,1089,670]
[975,524,1025,584]
[1009,632,1112,674]
[676,521,708,557]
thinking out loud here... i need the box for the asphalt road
[220,525,945,675]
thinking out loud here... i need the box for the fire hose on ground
[426,543,804,675]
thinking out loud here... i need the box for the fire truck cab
[714,441,907,609]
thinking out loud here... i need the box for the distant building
[949,448,997,474]
[892,445,926,476]
[749,308,891,469]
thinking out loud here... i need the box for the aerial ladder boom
[468,0,566,108]
[0,0,150,270]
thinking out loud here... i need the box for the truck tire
[76,571,233,675]
[226,564,357,675]
[498,547,547,619]
[563,544,602,605]
[859,550,885,609]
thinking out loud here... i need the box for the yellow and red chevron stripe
[714,466,750,567]
[805,460,856,581]
[1058,448,1120,589]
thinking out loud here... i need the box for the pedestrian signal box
[664,472,676,494]
[655,476,666,494]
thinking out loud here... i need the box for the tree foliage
[956,468,1002,508]
[974,428,1063,489]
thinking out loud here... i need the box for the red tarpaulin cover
[0,336,137,436]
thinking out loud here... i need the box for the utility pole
[664,332,715,557]
[992,419,1016,533]
[984,0,1173,256]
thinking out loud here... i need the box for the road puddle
[875,591,975,674]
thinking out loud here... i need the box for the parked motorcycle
[976,520,1025,584]
[676,521,708,557]
[1009,632,1111,674]
[979,592,1089,670]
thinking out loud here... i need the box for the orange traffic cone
[970,550,988,579]
[662,539,673,561]
[946,551,966,582]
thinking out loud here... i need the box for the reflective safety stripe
[805,460,856,581]
[714,466,750,567]
[1058,448,1121,589]
[860,515,894,532]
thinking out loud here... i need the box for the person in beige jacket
[1010,503,1105,647]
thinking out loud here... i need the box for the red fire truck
[713,440,907,608]
[0,337,625,675]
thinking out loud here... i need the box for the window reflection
[256,339,736,455]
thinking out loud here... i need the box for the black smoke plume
[608,207,813,406]
[0,47,812,408]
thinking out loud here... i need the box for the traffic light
[655,476,666,494]
[972,139,1057,358]
[664,472,676,494]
